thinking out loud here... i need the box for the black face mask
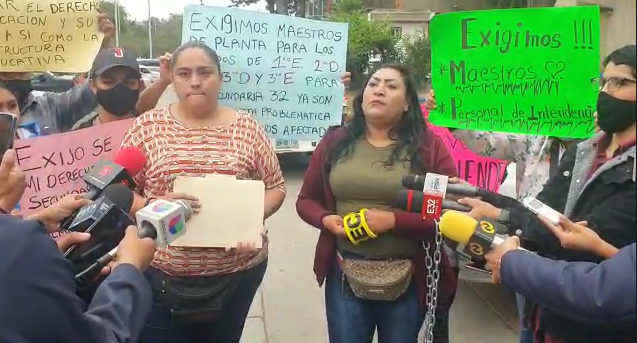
[5,80,33,105]
[596,92,637,134]
[96,83,140,117]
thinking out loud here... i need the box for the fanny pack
[150,269,240,324]
[337,252,413,301]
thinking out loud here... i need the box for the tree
[486,0,557,8]
[400,32,431,88]
[329,0,399,80]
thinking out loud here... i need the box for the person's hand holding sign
[0,150,25,214]
[97,11,116,49]
[158,53,172,85]
[424,89,437,111]
[160,192,202,212]
[97,12,115,37]
[340,72,352,86]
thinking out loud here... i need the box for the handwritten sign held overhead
[14,119,133,214]
[182,5,348,141]
[429,6,600,138]
[0,0,103,72]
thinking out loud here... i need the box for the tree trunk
[275,0,288,14]
[265,0,275,13]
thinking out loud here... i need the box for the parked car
[31,72,74,93]
[137,59,160,73]
[139,65,160,85]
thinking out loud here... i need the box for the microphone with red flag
[82,147,146,200]
[59,147,146,231]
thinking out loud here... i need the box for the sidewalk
[241,288,268,343]
[240,280,518,343]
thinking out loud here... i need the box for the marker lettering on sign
[0,0,103,72]
[183,5,348,141]
[14,119,132,213]
[424,106,507,193]
[429,6,600,138]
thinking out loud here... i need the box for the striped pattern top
[120,105,285,276]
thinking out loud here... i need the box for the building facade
[556,0,636,58]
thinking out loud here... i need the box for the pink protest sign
[423,106,507,192]
[14,119,134,215]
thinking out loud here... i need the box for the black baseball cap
[89,47,141,79]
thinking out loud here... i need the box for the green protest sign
[429,6,600,138]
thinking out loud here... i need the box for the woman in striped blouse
[121,42,286,343]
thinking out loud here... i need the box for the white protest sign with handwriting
[14,119,133,214]
[182,5,348,141]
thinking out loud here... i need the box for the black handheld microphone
[59,147,145,231]
[63,184,135,280]
[395,189,472,213]
[82,147,146,200]
[402,174,491,197]
[74,199,195,285]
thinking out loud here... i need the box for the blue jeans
[517,293,533,343]
[325,262,426,343]
[138,261,267,343]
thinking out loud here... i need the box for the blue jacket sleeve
[86,264,153,343]
[42,82,98,132]
[500,245,636,326]
[0,216,151,343]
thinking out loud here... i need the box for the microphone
[135,199,193,247]
[63,184,135,277]
[82,147,146,200]
[395,189,472,213]
[402,174,490,197]
[66,184,134,234]
[73,199,193,285]
[438,211,526,260]
[59,147,145,231]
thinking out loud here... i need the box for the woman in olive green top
[297,64,459,343]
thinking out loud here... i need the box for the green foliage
[400,31,431,88]
[98,1,182,58]
[328,0,399,80]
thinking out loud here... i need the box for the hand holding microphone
[27,194,91,232]
[74,198,193,285]
[456,197,503,221]
[484,236,522,284]
[112,225,156,271]
[438,210,526,260]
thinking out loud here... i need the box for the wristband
[144,197,157,207]
[343,209,377,245]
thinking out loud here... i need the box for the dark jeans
[138,260,267,343]
[325,262,449,343]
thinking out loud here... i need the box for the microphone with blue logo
[135,199,193,247]
[73,199,193,285]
